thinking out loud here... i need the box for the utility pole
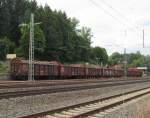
[143,29,145,48]
[28,13,34,81]
[124,30,127,77]
[124,48,127,77]
[19,13,41,81]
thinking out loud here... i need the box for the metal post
[19,14,42,81]
[143,29,145,48]
[28,13,34,81]
[124,48,127,77]
[124,30,127,77]
[101,61,103,67]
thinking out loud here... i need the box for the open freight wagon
[10,58,142,80]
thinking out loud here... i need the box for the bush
[0,61,9,74]
[0,37,15,60]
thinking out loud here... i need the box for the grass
[0,61,9,75]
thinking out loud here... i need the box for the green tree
[129,58,144,67]
[128,54,146,68]
[91,47,108,66]
[0,0,11,38]
[109,52,123,66]
[0,0,97,64]
[108,51,150,68]
[74,27,92,62]
[0,37,15,60]
[144,56,150,72]
[16,24,46,59]
[0,0,38,45]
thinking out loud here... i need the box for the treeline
[0,0,108,64]
[0,0,149,68]
[109,51,150,69]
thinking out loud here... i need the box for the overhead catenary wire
[88,0,127,28]
[89,0,144,49]
[88,0,142,32]
[98,0,141,30]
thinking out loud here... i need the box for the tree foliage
[91,47,108,66]
[0,37,15,60]
[109,51,150,70]
[1,0,150,69]
[0,0,109,64]
[16,24,46,59]
[109,52,123,66]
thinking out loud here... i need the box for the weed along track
[22,87,150,118]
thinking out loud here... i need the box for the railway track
[23,87,150,118]
[0,78,149,89]
[0,79,150,99]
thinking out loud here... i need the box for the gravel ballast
[0,82,150,118]
[96,93,150,118]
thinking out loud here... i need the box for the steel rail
[0,78,149,89]
[22,87,150,118]
[0,79,150,99]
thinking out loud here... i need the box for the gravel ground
[0,79,127,93]
[0,79,149,94]
[0,82,150,118]
[135,95,150,118]
[96,93,150,118]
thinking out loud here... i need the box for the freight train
[10,58,143,80]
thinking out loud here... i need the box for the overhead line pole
[124,48,127,77]
[19,13,41,81]
[143,29,145,48]
[29,13,34,81]
[124,30,127,77]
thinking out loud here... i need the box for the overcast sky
[37,0,150,55]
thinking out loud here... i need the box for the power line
[89,0,144,44]
[88,0,141,30]
[88,0,127,27]
[98,0,141,30]
[89,0,145,51]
